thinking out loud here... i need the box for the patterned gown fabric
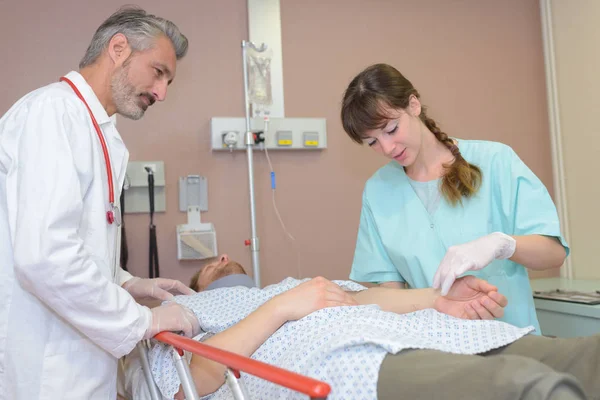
[149,278,534,399]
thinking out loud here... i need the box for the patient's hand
[270,277,358,322]
[174,387,185,400]
[433,276,507,320]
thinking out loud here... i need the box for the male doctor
[0,6,200,399]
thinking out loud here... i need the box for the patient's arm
[374,279,505,318]
[187,300,287,396]
[182,276,505,397]
[187,277,357,396]
[378,281,406,289]
[351,286,438,313]
[352,276,507,320]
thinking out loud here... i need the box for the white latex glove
[122,277,196,301]
[433,232,516,296]
[143,302,201,339]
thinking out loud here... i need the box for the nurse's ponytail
[419,111,482,205]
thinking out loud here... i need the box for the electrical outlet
[222,131,239,147]
[211,117,327,151]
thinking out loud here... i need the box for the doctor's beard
[111,64,150,120]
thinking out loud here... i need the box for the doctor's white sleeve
[7,97,151,358]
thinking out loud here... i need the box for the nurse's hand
[123,277,196,301]
[433,232,516,296]
[434,275,508,320]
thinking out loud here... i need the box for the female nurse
[342,63,568,333]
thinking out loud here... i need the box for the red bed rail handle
[154,332,331,398]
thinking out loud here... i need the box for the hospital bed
[137,331,331,400]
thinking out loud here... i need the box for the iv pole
[242,40,267,288]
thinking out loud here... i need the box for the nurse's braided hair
[341,63,482,205]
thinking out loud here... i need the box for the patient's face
[195,254,246,291]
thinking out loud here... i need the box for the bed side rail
[154,331,330,399]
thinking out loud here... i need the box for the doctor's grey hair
[79,6,188,68]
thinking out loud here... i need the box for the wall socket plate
[210,117,327,151]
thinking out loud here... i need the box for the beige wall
[0,0,558,286]
[550,0,600,279]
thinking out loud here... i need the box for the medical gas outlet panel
[210,117,327,151]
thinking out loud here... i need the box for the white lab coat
[0,71,152,399]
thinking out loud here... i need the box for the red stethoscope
[60,76,120,225]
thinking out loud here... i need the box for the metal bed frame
[137,332,331,400]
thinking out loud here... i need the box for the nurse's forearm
[351,287,438,314]
[510,235,566,270]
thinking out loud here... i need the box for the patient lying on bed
[143,255,598,400]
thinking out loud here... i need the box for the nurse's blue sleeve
[494,146,570,255]
[350,191,404,283]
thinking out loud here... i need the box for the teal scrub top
[350,139,570,334]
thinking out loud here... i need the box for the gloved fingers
[144,310,159,340]
[440,260,470,296]
[433,257,451,290]
[190,318,200,337]
[151,286,175,301]
[122,277,141,291]
[180,319,193,338]
[440,273,455,297]
[442,259,477,296]
[154,278,196,296]
[433,252,454,290]
[178,285,196,296]
[145,303,200,339]
[432,271,441,290]
[180,306,200,337]
[182,316,201,338]
[432,265,441,289]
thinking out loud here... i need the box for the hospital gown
[149,278,533,400]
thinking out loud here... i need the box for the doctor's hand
[433,275,508,320]
[433,232,516,296]
[143,302,200,339]
[269,277,358,322]
[123,277,196,301]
